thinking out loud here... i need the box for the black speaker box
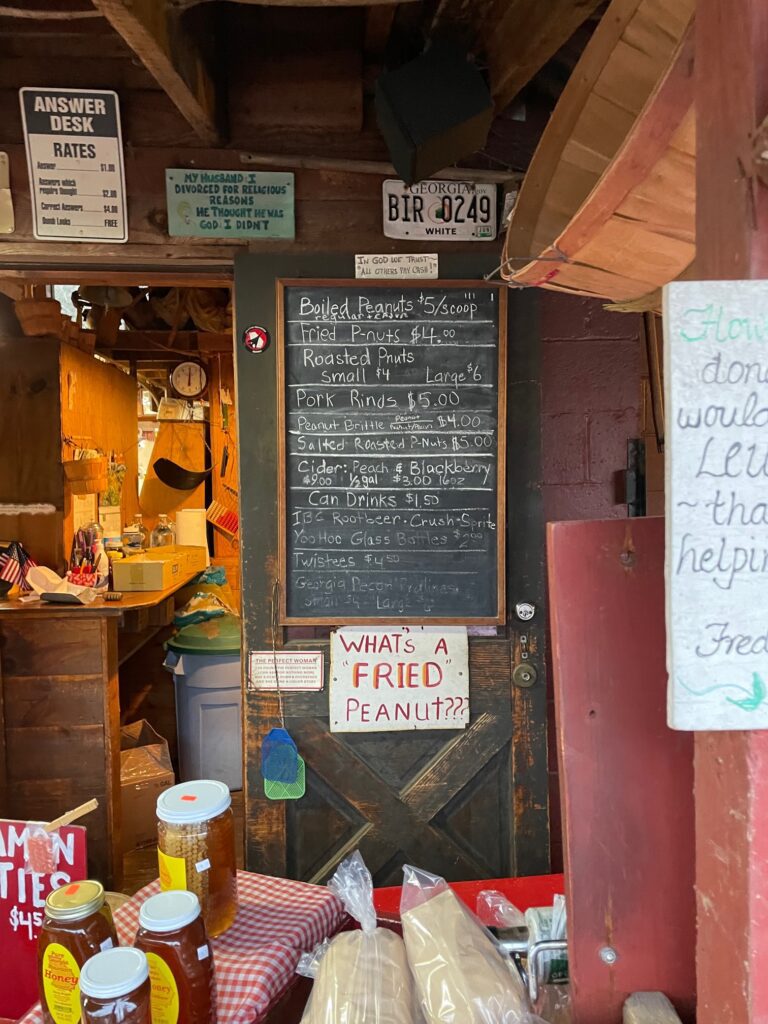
[375,42,494,185]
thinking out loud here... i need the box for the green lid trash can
[164,614,242,791]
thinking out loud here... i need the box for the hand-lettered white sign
[665,280,768,729]
[330,626,469,732]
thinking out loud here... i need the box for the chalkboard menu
[277,280,506,623]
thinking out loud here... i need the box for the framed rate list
[277,280,507,623]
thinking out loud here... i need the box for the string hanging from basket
[261,579,304,798]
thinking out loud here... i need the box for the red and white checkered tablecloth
[20,871,343,1024]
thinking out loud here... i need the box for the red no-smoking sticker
[243,325,270,352]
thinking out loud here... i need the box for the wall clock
[169,359,208,400]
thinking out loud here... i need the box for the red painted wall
[540,292,643,521]
[539,292,643,871]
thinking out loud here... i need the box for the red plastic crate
[373,873,565,922]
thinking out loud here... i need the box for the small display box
[112,545,208,592]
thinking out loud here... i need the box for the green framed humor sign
[165,169,295,239]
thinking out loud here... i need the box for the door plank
[401,712,513,819]
[295,718,489,879]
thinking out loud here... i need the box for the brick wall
[539,291,644,871]
[540,292,643,521]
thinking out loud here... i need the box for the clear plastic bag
[476,890,526,929]
[299,851,421,1024]
[400,865,538,1024]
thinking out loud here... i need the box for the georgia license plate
[382,179,497,241]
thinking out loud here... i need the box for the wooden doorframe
[234,252,550,878]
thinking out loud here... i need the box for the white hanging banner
[330,625,469,732]
[665,279,768,729]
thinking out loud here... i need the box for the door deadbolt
[513,663,538,688]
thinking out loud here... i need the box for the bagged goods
[400,866,534,1024]
[299,852,419,1024]
[302,929,415,1024]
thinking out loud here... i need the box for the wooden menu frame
[276,278,507,625]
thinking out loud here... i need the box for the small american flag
[0,541,37,592]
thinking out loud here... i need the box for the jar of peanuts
[156,780,237,937]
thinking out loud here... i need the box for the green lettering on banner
[164,168,295,239]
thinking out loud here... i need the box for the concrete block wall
[539,291,644,871]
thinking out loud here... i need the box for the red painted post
[695,1,768,1020]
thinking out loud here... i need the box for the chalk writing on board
[281,284,504,621]
[665,280,768,729]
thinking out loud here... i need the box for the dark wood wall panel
[0,614,121,886]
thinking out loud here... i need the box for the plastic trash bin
[164,614,243,791]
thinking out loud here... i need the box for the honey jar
[80,947,151,1024]
[134,890,216,1023]
[156,780,237,937]
[38,879,118,1024]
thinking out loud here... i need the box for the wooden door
[235,254,549,883]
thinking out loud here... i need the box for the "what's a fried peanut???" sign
[330,626,469,732]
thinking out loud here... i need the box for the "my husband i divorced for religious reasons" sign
[165,168,294,239]
[665,280,768,730]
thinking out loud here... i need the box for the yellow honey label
[42,943,81,1024]
[147,952,180,1024]
[158,848,187,891]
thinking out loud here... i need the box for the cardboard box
[120,720,175,852]
[112,545,208,592]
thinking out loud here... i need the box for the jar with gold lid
[38,879,118,1024]
[80,947,151,1024]
[156,780,237,937]
[135,890,216,1023]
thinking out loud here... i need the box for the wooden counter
[0,573,199,888]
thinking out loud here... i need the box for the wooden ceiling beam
[172,0,415,7]
[487,0,604,110]
[89,0,220,145]
[434,0,604,111]
[97,330,230,354]
[364,4,397,56]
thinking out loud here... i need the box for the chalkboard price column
[277,281,506,623]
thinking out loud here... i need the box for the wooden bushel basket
[63,456,108,494]
[14,297,62,338]
[503,0,695,306]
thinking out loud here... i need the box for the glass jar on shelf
[134,890,216,1023]
[156,780,237,938]
[80,947,151,1024]
[122,514,149,556]
[150,514,176,548]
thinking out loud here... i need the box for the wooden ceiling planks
[486,0,606,111]
[432,0,604,111]
[89,0,221,145]
[226,7,364,134]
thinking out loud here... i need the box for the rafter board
[89,0,219,145]
[433,0,603,110]
[172,0,417,6]
[489,0,604,109]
